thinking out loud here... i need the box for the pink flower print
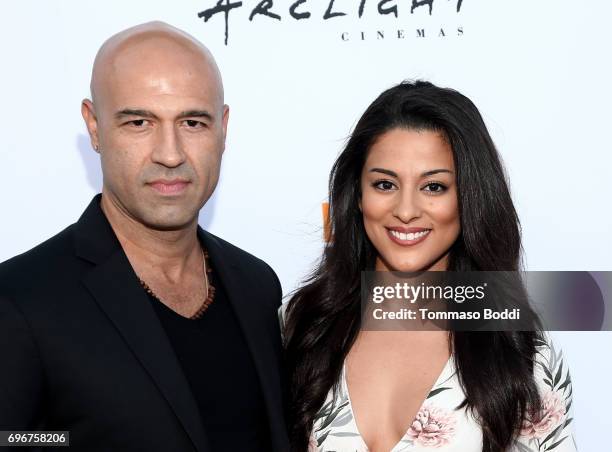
[407,404,457,447]
[520,390,566,439]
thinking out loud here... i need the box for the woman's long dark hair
[284,81,543,452]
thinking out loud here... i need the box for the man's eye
[184,120,205,128]
[128,119,148,127]
[423,182,447,193]
[372,180,396,191]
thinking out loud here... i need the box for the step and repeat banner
[1,0,611,446]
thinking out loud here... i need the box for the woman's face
[360,128,460,272]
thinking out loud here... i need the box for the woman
[282,81,575,452]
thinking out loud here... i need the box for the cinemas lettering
[198,0,465,45]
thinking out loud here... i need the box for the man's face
[84,37,228,231]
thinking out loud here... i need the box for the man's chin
[139,210,199,232]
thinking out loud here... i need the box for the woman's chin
[385,261,426,273]
[379,256,449,273]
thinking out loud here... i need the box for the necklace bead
[138,248,215,320]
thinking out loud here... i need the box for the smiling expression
[360,128,461,272]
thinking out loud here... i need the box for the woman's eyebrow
[421,169,453,177]
[369,168,453,177]
[369,168,398,178]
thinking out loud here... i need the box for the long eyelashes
[371,179,448,194]
[422,181,448,194]
[372,180,396,191]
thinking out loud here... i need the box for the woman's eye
[373,180,396,191]
[423,182,447,193]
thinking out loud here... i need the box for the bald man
[0,22,289,452]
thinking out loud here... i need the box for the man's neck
[100,193,201,284]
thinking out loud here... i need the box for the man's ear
[221,104,230,151]
[81,99,100,153]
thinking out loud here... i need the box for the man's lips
[147,180,190,195]
[386,226,432,246]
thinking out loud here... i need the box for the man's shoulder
[0,223,78,291]
[203,229,284,311]
[201,229,271,270]
[201,229,281,291]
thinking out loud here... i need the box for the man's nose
[151,123,187,168]
[392,189,421,223]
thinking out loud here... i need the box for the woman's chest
[311,358,483,452]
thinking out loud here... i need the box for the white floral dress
[309,335,576,452]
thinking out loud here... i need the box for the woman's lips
[148,180,189,195]
[386,227,431,246]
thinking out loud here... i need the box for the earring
[94,144,99,150]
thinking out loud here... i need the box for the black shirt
[148,262,271,452]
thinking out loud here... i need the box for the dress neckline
[341,356,454,452]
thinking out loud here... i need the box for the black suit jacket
[0,195,289,452]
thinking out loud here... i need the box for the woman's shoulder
[532,333,570,381]
[512,332,577,451]
[278,301,290,344]
[531,332,573,402]
[278,302,288,328]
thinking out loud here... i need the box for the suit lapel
[201,230,288,452]
[75,196,210,452]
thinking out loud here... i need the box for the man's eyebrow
[113,109,214,121]
[177,110,214,121]
[114,109,157,120]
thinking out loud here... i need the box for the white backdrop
[1,0,610,448]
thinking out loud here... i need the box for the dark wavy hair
[284,80,543,452]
